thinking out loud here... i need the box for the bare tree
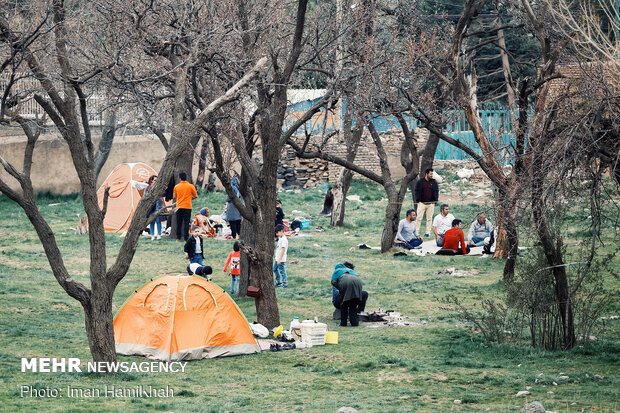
[0,0,267,362]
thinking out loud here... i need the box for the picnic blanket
[401,240,485,257]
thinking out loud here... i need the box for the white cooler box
[301,321,327,346]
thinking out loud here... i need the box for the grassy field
[0,180,618,412]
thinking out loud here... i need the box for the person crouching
[331,262,368,327]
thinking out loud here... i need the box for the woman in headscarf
[331,262,368,327]
[191,207,216,237]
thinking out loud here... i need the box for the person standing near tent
[146,175,164,240]
[225,177,244,239]
[223,241,241,295]
[184,226,204,265]
[173,171,198,241]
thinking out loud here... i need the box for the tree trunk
[249,166,280,328]
[195,136,210,189]
[175,134,201,182]
[94,110,116,183]
[380,190,402,253]
[493,185,519,279]
[330,167,353,226]
[531,165,575,349]
[82,286,116,363]
[238,217,254,297]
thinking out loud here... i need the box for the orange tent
[114,274,261,361]
[97,163,156,233]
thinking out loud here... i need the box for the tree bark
[93,110,116,183]
[82,285,116,363]
[494,185,519,279]
[330,168,354,226]
[195,136,210,189]
[330,100,363,227]
[531,161,575,349]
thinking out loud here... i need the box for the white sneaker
[151,236,155,240]
[157,236,161,240]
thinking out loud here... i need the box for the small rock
[526,386,532,390]
[552,382,557,386]
[594,374,603,379]
[520,401,545,413]
[453,400,461,404]
[559,375,569,380]
[456,168,475,179]
[337,408,359,413]
[547,391,553,394]
[518,364,522,367]
[537,373,544,377]
[516,391,530,397]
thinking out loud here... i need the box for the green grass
[0,180,618,412]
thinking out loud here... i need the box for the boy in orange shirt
[223,241,241,295]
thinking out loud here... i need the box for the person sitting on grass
[192,207,216,237]
[394,209,424,249]
[467,212,493,247]
[432,203,455,247]
[331,262,368,327]
[436,219,470,255]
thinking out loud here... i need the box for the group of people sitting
[394,204,494,256]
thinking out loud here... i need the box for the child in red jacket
[223,241,241,295]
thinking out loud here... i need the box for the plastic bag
[249,322,269,338]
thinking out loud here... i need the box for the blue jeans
[470,236,486,247]
[401,238,423,249]
[230,275,239,294]
[190,255,204,265]
[149,217,162,237]
[436,234,444,247]
[273,261,287,286]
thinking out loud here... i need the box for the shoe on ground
[414,245,423,249]
[275,282,282,287]
[157,235,161,240]
[424,233,430,238]
[229,291,235,295]
[151,236,155,240]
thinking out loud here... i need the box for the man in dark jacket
[414,168,439,238]
[331,262,368,327]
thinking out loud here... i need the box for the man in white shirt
[432,204,455,246]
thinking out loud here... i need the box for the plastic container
[290,317,302,341]
[299,219,310,230]
[325,331,339,344]
[301,320,327,346]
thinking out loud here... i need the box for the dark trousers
[176,208,192,240]
[333,291,368,327]
[436,246,471,255]
[229,220,241,238]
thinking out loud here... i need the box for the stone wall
[0,130,167,195]
[0,126,431,194]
